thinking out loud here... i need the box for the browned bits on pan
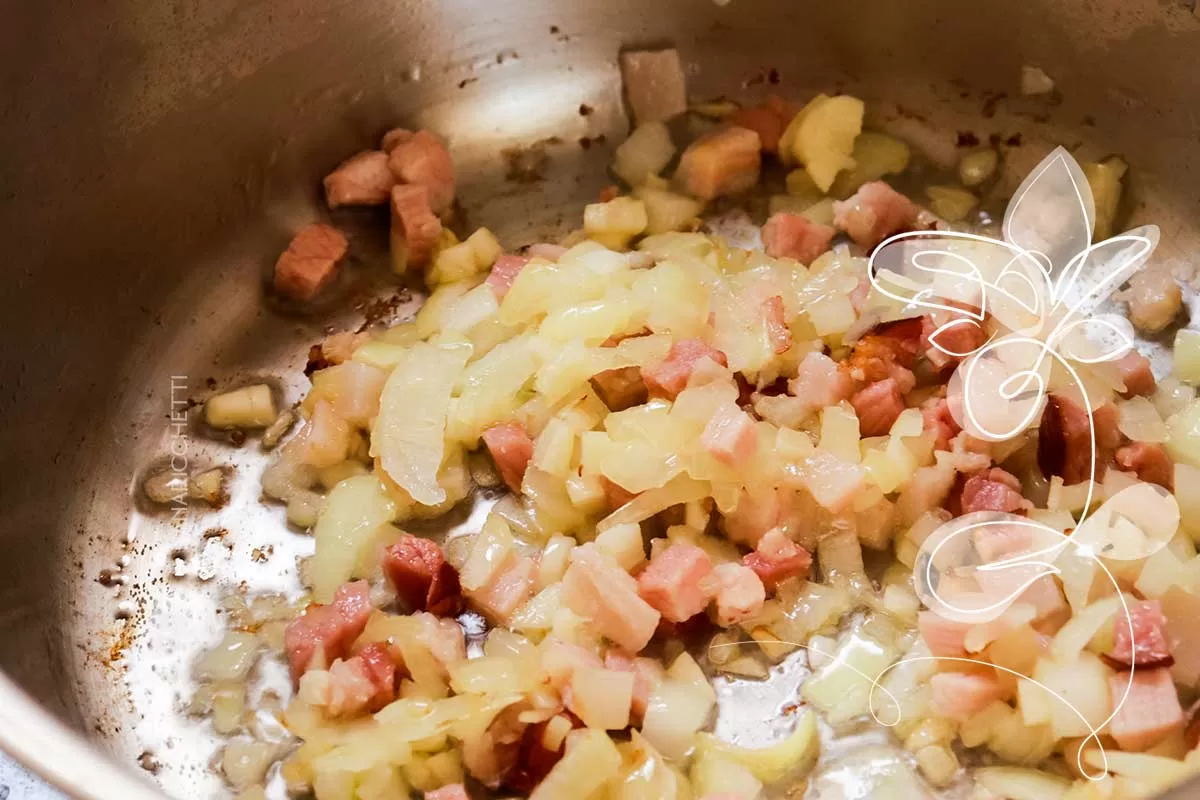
[956,131,980,147]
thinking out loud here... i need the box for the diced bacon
[412,611,468,669]
[761,296,792,354]
[743,529,812,590]
[387,129,456,214]
[729,95,798,154]
[787,351,856,412]
[1116,350,1156,398]
[469,553,537,624]
[562,544,661,653]
[921,396,961,451]
[381,128,414,153]
[1115,442,1174,491]
[319,657,378,716]
[918,611,971,657]
[761,213,836,265]
[1109,600,1174,669]
[1095,403,1122,448]
[674,126,763,200]
[333,580,373,625]
[1108,668,1184,751]
[590,366,649,412]
[702,404,759,467]
[426,785,470,800]
[833,181,919,250]
[390,184,442,270]
[597,184,620,203]
[482,422,535,493]
[355,642,399,710]
[643,339,729,399]
[283,580,372,681]
[273,223,348,302]
[845,319,924,386]
[921,314,988,370]
[930,671,1005,722]
[1038,395,1117,485]
[637,543,716,623]
[710,563,766,627]
[851,378,906,436]
[323,150,396,208]
[604,650,665,719]
[383,534,463,616]
[960,468,1026,515]
[485,254,531,300]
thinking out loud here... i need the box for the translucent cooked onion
[221,738,277,791]
[196,632,261,682]
[1117,396,1168,443]
[372,339,471,505]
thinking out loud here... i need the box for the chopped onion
[689,750,763,799]
[221,738,277,791]
[1019,65,1056,95]
[187,467,228,505]
[529,729,623,800]
[925,185,978,223]
[372,339,471,506]
[1118,396,1168,442]
[695,709,818,784]
[596,474,710,532]
[958,148,998,187]
[613,123,677,187]
[569,667,635,729]
[975,767,1070,800]
[205,385,277,430]
[196,632,261,682]
[142,468,188,504]
[641,680,713,761]
[309,475,396,602]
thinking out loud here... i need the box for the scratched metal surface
[3,0,1200,798]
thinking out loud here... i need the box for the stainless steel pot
[3,0,1200,797]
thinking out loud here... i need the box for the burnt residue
[503,137,563,184]
[304,343,331,377]
[956,131,980,148]
[895,104,929,123]
[982,91,1007,119]
[456,77,478,90]
[578,103,593,116]
[357,289,412,329]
